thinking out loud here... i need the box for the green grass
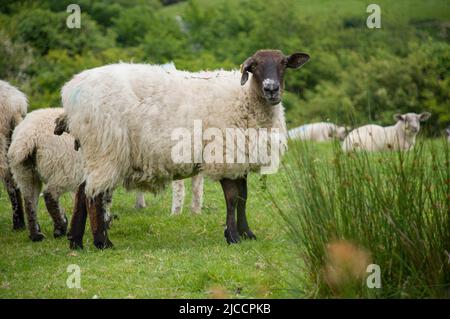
[0,175,295,298]
[271,138,449,298]
[0,139,448,298]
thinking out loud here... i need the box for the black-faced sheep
[61,49,310,248]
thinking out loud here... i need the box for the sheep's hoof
[54,215,68,238]
[29,232,45,242]
[135,203,146,209]
[240,229,256,240]
[94,237,114,250]
[69,238,84,250]
[224,228,240,244]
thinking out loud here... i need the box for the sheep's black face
[240,50,310,105]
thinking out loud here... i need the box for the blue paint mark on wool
[69,86,81,105]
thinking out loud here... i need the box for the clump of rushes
[269,138,449,298]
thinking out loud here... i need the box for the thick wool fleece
[62,63,287,196]
[8,108,84,198]
[0,80,27,178]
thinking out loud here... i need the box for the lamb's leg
[220,178,240,244]
[236,176,256,240]
[68,182,88,249]
[134,192,146,209]
[3,171,25,230]
[190,175,203,214]
[171,180,185,215]
[103,189,114,229]
[87,192,113,249]
[43,191,68,238]
[24,180,44,242]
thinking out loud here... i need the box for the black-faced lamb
[7,108,116,241]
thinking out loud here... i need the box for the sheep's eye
[251,65,257,72]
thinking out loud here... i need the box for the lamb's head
[335,126,349,141]
[240,50,310,105]
[394,112,431,135]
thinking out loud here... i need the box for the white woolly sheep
[8,108,119,241]
[342,112,431,152]
[289,122,348,141]
[0,80,27,230]
[8,108,86,241]
[9,108,188,241]
[61,49,310,249]
[54,111,204,217]
[135,174,204,214]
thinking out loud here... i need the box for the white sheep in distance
[61,49,310,249]
[446,127,450,143]
[342,112,431,152]
[0,80,27,230]
[289,122,348,141]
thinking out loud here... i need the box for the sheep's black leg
[220,178,240,244]
[22,177,44,241]
[68,182,88,249]
[43,191,68,238]
[3,172,25,230]
[87,192,113,249]
[236,176,256,240]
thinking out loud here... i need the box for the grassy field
[0,167,295,298]
[0,138,448,298]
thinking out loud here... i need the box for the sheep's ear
[419,112,431,122]
[286,53,310,69]
[54,113,69,135]
[393,113,404,122]
[240,57,254,86]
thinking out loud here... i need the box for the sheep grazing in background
[0,80,27,230]
[342,112,431,152]
[446,127,450,143]
[61,49,310,249]
[289,122,348,142]
[135,175,204,214]
[7,108,115,241]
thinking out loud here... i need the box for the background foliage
[0,0,449,132]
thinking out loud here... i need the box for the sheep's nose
[263,82,280,95]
